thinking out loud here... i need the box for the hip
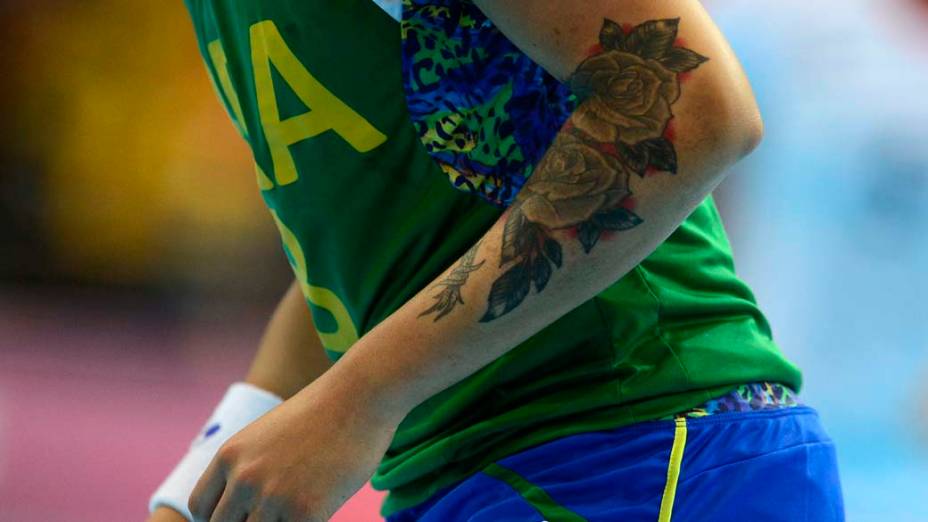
[385,404,844,522]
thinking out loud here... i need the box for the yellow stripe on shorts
[658,417,688,522]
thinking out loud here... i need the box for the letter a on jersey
[251,20,387,186]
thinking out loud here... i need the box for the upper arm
[472,0,763,156]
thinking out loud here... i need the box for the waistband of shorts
[662,382,801,421]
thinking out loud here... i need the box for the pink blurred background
[0,292,386,521]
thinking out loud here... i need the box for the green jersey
[183,0,802,516]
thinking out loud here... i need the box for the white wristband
[148,382,284,520]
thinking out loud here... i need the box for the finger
[209,484,251,522]
[243,492,291,522]
[188,456,227,521]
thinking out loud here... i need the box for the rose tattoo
[518,133,632,230]
[570,51,680,145]
[478,18,708,322]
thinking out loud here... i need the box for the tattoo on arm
[480,17,708,322]
[419,240,487,321]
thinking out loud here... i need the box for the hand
[188,375,403,522]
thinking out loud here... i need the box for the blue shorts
[385,406,844,521]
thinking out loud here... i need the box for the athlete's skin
[153,1,762,520]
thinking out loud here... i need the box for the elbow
[687,81,764,168]
[708,74,765,162]
[737,97,764,159]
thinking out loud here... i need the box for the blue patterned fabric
[666,382,802,419]
[401,0,576,207]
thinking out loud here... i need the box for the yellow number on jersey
[250,20,387,186]
[272,211,360,354]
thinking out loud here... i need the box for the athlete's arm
[187,2,765,521]
[148,280,331,522]
[243,280,334,400]
[333,0,761,417]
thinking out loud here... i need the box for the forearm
[245,280,332,399]
[322,3,761,420]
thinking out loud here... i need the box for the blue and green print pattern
[665,382,801,420]
[401,0,577,208]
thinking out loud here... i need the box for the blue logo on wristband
[204,423,221,439]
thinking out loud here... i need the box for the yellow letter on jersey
[251,20,387,186]
[208,40,276,191]
[208,40,250,139]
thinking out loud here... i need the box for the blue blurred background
[0,1,926,520]
[711,2,928,520]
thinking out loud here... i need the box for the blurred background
[0,0,925,520]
